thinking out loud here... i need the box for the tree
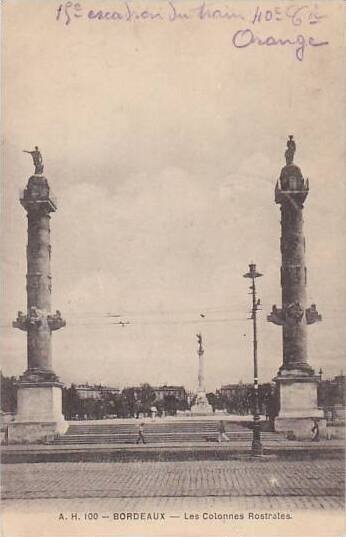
[118,397,131,418]
[140,383,156,413]
[1,374,17,413]
[122,387,137,417]
[206,392,217,412]
[62,384,81,419]
[163,395,178,415]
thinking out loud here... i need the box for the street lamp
[243,263,263,456]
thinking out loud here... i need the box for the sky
[1,0,345,391]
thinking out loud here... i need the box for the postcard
[1,1,345,536]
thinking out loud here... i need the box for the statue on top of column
[196,332,203,354]
[23,146,44,175]
[285,135,296,165]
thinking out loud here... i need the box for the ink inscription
[55,1,329,62]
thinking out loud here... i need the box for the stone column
[191,333,213,416]
[197,337,205,393]
[8,168,67,443]
[268,136,324,439]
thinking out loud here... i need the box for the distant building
[219,382,248,400]
[75,384,120,400]
[100,386,121,397]
[218,382,276,416]
[318,374,345,409]
[334,374,346,402]
[119,384,188,416]
[153,385,187,402]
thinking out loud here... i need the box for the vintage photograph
[1,1,345,536]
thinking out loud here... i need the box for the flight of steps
[53,420,283,445]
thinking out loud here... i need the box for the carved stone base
[20,368,61,384]
[7,420,68,444]
[7,384,67,444]
[191,392,214,416]
[274,373,325,439]
[277,363,314,376]
[275,417,326,440]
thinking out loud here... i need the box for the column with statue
[8,148,68,443]
[191,333,213,415]
[267,136,324,439]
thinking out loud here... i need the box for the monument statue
[284,135,296,165]
[23,146,44,175]
[9,153,66,443]
[196,333,204,392]
[191,332,213,415]
[196,332,203,352]
[268,136,323,440]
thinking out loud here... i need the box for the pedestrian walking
[217,420,229,443]
[326,412,334,440]
[311,418,320,441]
[136,422,146,444]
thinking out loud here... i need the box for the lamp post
[243,263,263,456]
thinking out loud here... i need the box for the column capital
[20,176,57,213]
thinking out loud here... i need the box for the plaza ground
[3,414,344,462]
[2,458,344,505]
[2,416,345,535]
[2,457,345,537]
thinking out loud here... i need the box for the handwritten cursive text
[232,28,329,61]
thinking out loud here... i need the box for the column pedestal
[274,372,325,439]
[7,382,68,443]
[190,391,213,416]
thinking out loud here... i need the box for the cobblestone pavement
[2,459,344,510]
[2,494,344,512]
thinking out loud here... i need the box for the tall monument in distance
[191,333,213,415]
[267,136,324,439]
[8,148,68,443]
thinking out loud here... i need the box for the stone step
[66,423,249,434]
[66,427,229,435]
[54,432,281,444]
[53,419,281,446]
